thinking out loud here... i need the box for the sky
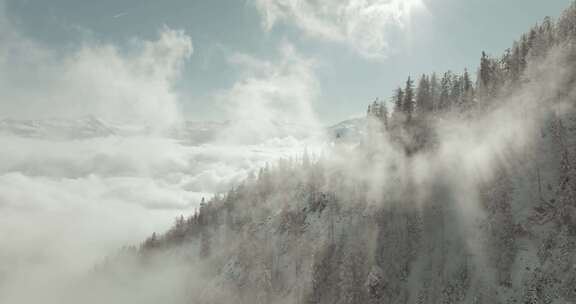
[2,0,572,124]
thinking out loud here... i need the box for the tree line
[367,10,570,125]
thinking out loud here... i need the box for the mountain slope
[87,4,576,304]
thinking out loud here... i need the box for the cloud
[0,129,322,303]
[0,31,324,304]
[0,5,328,302]
[216,43,323,143]
[252,0,427,59]
[0,19,192,130]
[0,10,198,297]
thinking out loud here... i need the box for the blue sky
[3,0,572,124]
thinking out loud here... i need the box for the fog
[1,2,575,303]
[0,9,325,303]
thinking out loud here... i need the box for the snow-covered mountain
[0,116,362,144]
[326,117,367,142]
[5,4,576,304]
[80,6,576,304]
[0,116,116,139]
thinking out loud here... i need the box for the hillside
[83,4,576,304]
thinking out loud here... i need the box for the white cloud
[252,0,427,59]
[0,32,325,304]
[0,11,198,292]
[0,22,192,130]
[0,129,322,303]
[0,6,327,302]
[216,43,323,143]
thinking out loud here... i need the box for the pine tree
[531,17,555,58]
[478,51,492,98]
[394,88,404,115]
[558,3,576,40]
[371,99,379,117]
[510,42,522,83]
[416,74,431,114]
[142,232,159,250]
[528,27,537,50]
[439,71,452,110]
[501,48,512,78]
[462,69,474,109]
[463,69,473,94]
[403,77,415,120]
[378,101,389,130]
[450,74,463,107]
[430,73,439,112]
[520,34,530,71]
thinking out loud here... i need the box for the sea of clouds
[0,4,326,299]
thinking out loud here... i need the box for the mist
[0,8,326,303]
[33,33,572,304]
[2,1,576,304]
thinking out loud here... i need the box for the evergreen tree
[462,69,475,109]
[501,48,512,78]
[439,71,452,110]
[403,77,415,120]
[510,42,522,83]
[430,73,439,112]
[463,69,473,94]
[367,99,388,130]
[416,74,431,114]
[527,27,537,50]
[378,101,389,129]
[520,34,530,71]
[142,232,159,250]
[558,2,576,40]
[394,87,404,114]
[479,51,492,98]
[531,17,555,58]
[450,74,463,107]
[372,99,379,114]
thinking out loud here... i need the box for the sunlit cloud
[0,9,325,302]
[0,22,192,131]
[252,0,427,59]
[215,42,323,143]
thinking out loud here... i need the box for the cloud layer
[0,20,192,130]
[253,0,427,59]
[0,6,327,302]
[217,43,323,143]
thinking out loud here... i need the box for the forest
[76,3,576,304]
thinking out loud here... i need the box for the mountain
[0,116,226,141]
[76,3,576,304]
[0,116,116,139]
[0,117,337,144]
[327,117,367,143]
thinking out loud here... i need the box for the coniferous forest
[85,3,576,304]
[2,2,576,304]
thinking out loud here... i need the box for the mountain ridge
[72,3,576,304]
